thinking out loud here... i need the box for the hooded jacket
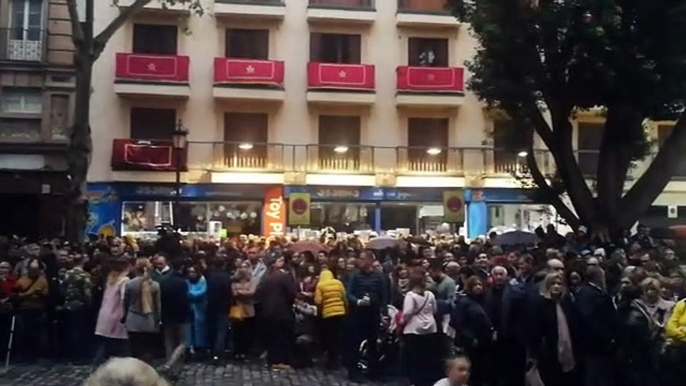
[315,269,347,319]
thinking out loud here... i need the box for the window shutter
[130,108,176,140]
[310,33,322,61]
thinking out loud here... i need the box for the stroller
[357,305,400,374]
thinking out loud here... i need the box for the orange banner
[263,186,285,237]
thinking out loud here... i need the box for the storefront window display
[488,204,571,234]
[122,201,262,237]
[310,202,375,233]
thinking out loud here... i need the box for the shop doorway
[0,194,39,238]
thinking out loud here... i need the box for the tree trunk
[65,48,93,243]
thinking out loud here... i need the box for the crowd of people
[0,223,684,386]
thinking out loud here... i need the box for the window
[226,29,269,59]
[493,119,528,174]
[130,108,176,140]
[223,113,269,169]
[318,115,362,171]
[10,0,42,41]
[407,118,448,172]
[132,24,178,55]
[310,33,361,64]
[1,89,43,114]
[578,122,603,176]
[657,124,686,177]
[408,37,448,67]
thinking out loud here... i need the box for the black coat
[260,269,297,322]
[616,302,661,386]
[205,269,232,315]
[527,294,582,385]
[575,284,617,355]
[160,272,191,324]
[450,294,493,350]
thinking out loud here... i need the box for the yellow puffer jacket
[667,299,686,344]
[315,269,347,319]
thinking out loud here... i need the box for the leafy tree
[64,0,202,241]
[450,0,686,241]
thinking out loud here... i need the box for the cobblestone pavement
[0,362,387,386]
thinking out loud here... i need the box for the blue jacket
[347,270,387,315]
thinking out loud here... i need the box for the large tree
[450,0,686,241]
[64,0,201,241]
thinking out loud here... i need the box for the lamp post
[172,120,189,231]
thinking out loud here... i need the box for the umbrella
[289,240,327,254]
[366,236,400,250]
[405,236,431,246]
[670,225,686,239]
[493,230,541,246]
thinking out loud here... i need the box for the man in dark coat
[159,259,191,373]
[205,257,233,363]
[260,258,298,369]
[575,265,617,386]
[346,250,387,383]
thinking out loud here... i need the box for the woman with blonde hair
[639,277,675,328]
[94,258,131,365]
[527,272,581,386]
[123,258,161,364]
[83,357,169,386]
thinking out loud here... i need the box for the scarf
[397,278,410,295]
[556,302,575,372]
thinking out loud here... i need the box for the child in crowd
[434,356,471,386]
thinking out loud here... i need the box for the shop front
[284,186,465,235]
[466,188,570,239]
[87,183,286,238]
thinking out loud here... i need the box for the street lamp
[172,120,189,231]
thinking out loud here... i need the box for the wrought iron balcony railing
[0,28,45,62]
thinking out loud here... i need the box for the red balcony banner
[397,66,465,92]
[111,139,187,171]
[308,62,375,90]
[115,53,190,82]
[214,58,285,86]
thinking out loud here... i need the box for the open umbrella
[366,236,400,250]
[405,236,431,246]
[289,240,327,254]
[670,225,686,239]
[493,230,541,246]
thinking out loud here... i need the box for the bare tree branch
[93,0,151,56]
[65,0,85,46]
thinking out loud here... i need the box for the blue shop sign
[466,188,533,203]
[284,186,445,202]
[96,183,267,199]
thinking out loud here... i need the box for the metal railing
[397,0,448,13]
[309,0,375,10]
[184,142,565,177]
[0,28,44,61]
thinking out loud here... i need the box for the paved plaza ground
[0,362,384,386]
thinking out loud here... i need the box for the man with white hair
[83,357,169,386]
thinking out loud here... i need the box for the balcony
[306,144,374,174]
[111,139,187,171]
[307,62,376,105]
[396,66,465,108]
[0,28,44,62]
[396,146,465,175]
[214,0,285,20]
[114,53,190,98]
[396,0,459,28]
[115,0,191,15]
[213,58,285,102]
[307,0,376,24]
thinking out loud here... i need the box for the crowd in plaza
[0,224,684,386]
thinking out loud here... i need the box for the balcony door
[224,112,268,169]
[225,29,269,59]
[318,115,361,171]
[130,108,176,140]
[408,37,448,67]
[407,118,448,172]
[578,122,603,176]
[133,24,178,55]
[658,124,686,177]
[493,119,528,174]
[8,0,43,61]
[311,33,361,64]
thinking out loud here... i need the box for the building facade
[86,0,685,239]
[0,0,74,237]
